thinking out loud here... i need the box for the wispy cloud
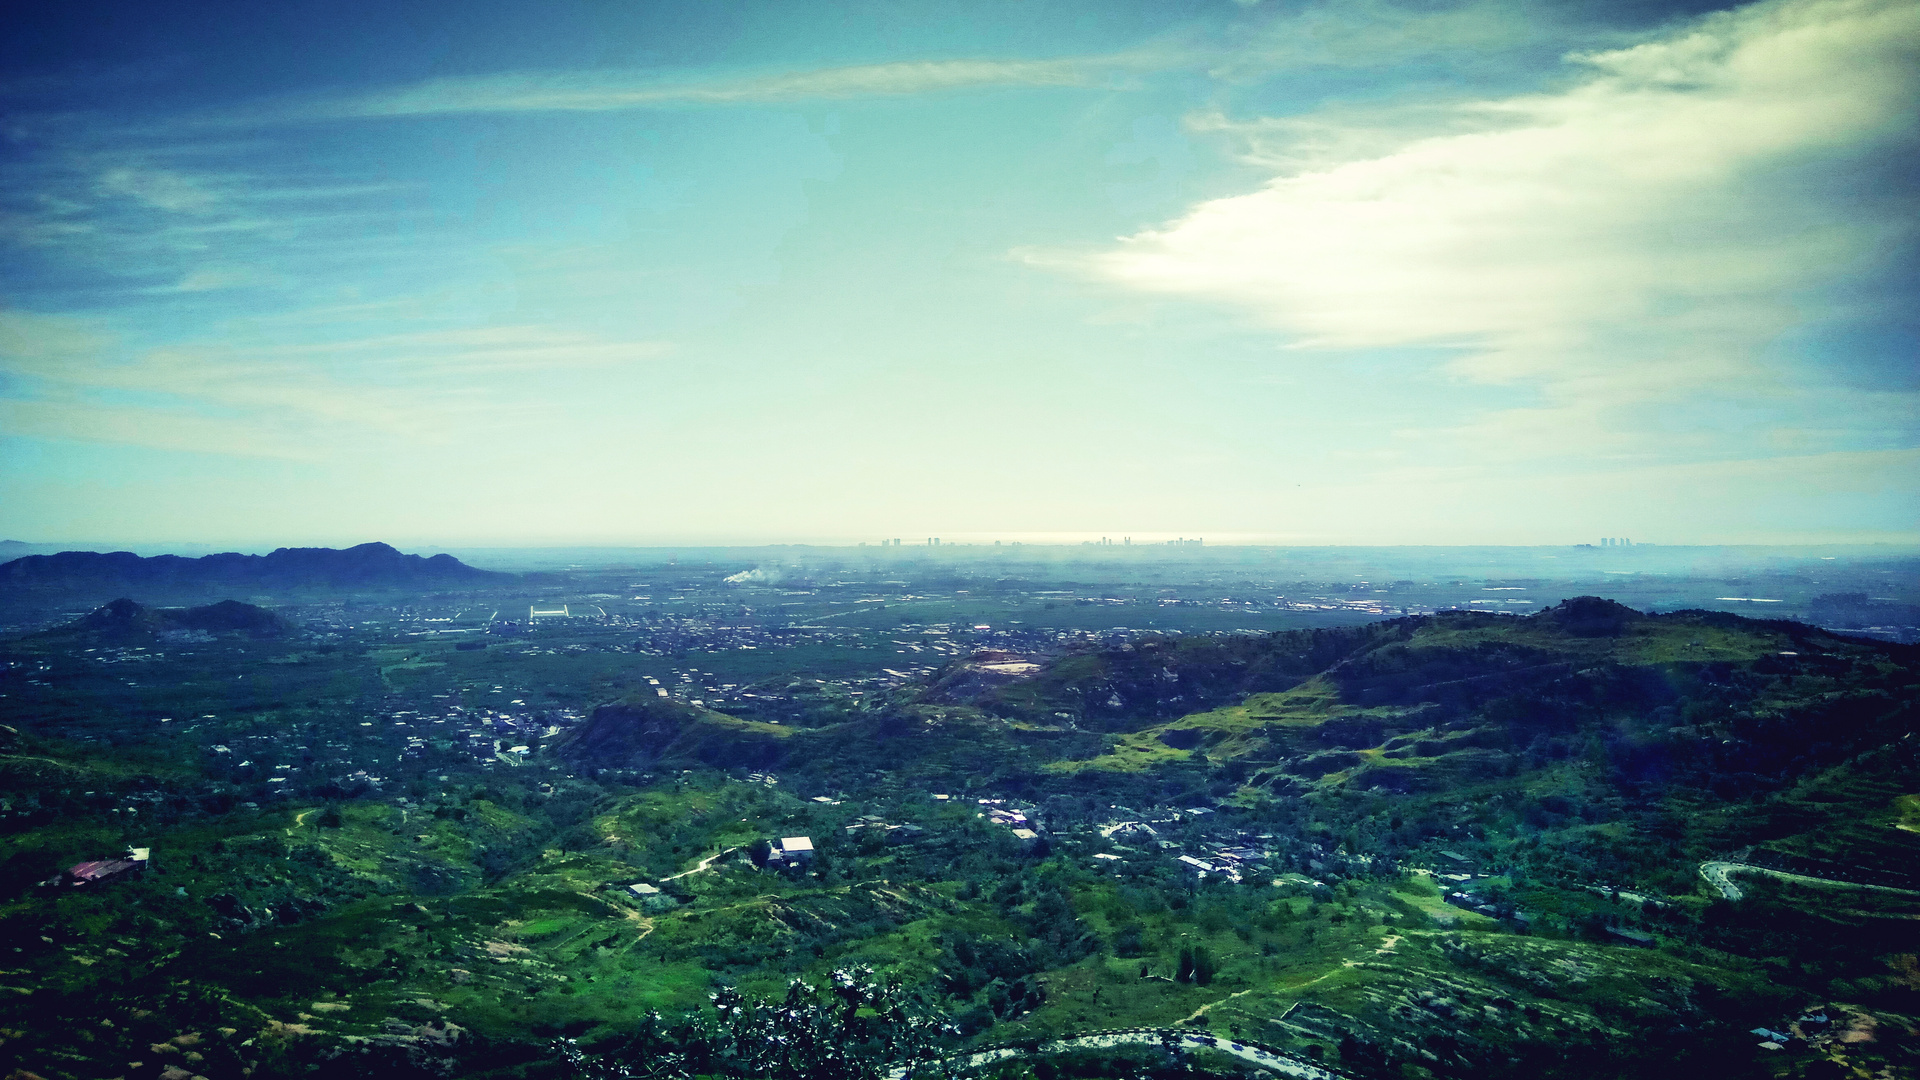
[0,136,445,307]
[167,265,285,293]
[94,166,222,213]
[0,309,674,458]
[288,52,1171,121]
[243,2,1597,124]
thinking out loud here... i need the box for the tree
[1191,946,1217,986]
[1174,945,1215,984]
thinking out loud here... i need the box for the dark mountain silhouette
[38,598,295,643]
[0,542,505,592]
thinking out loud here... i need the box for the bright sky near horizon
[1,0,1914,548]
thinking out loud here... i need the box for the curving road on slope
[1700,860,1920,902]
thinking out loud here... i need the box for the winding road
[1699,860,1920,901]
[1699,861,1747,900]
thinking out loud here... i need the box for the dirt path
[1179,988,1254,1025]
[285,808,319,836]
[663,846,739,881]
[0,754,88,774]
[617,908,655,947]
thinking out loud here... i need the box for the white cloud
[1068,0,1918,414]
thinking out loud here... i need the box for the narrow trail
[663,846,739,881]
[0,754,88,773]
[616,909,655,947]
[1179,988,1253,1025]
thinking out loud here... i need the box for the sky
[0,0,1914,548]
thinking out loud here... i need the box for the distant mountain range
[0,542,506,592]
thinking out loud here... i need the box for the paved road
[1700,860,1920,901]
[890,1028,1349,1080]
[1700,861,1746,900]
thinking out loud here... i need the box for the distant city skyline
[2,0,1915,546]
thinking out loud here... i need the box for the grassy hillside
[1,597,1915,1080]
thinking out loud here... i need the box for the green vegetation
[0,590,1916,1080]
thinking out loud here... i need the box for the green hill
[31,596,296,643]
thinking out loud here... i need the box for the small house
[779,836,814,863]
[64,846,148,887]
[626,882,676,912]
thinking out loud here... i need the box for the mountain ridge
[0,541,506,592]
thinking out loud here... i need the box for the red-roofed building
[63,846,148,886]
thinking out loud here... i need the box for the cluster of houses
[976,799,1040,848]
[1173,841,1273,884]
[844,815,925,843]
[1093,808,1284,883]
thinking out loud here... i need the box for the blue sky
[1,0,1914,547]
